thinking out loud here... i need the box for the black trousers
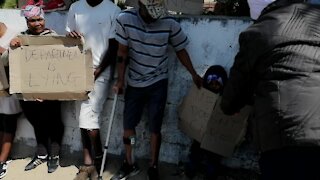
[259,147,320,180]
[20,100,64,156]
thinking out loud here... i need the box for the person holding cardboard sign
[65,0,120,179]
[112,0,202,179]
[0,22,22,179]
[10,5,64,174]
[221,0,320,179]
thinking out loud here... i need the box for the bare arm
[94,38,118,80]
[176,49,202,88]
[113,43,129,94]
[0,46,6,55]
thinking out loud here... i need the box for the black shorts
[0,113,21,134]
[123,79,168,133]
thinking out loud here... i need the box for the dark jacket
[221,0,320,152]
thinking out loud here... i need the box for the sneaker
[0,162,8,179]
[74,165,95,180]
[47,155,59,173]
[147,165,159,180]
[25,155,47,171]
[43,0,66,12]
[111,161,140,180]
[90,168,99,180]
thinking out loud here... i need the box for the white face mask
[247,0,275,20]
[140,0,167,19]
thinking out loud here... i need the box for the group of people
[1,0,320,179]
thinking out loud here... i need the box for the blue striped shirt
[115,9,189,87]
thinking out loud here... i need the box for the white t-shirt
[65,0,121,68]
[0,26,17,49]
[0,27,22,115]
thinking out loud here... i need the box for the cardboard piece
[178,84,251,157]
[200,99,251,157]
[178,84,218,142]
[9,35,94,100]
[125,0,204,15]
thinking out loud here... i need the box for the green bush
[0,0,17,8]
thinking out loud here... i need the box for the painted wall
[0,9,258,169]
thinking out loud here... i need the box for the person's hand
[192,74,203,89]
[10,37,22,47]
[113,80,124,95]
[66,31,82,38]
[0,46,6,55]
[94,67,102,81]
[35,98,44,102]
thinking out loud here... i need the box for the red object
[43,0,66,12]
[21,0,44,9]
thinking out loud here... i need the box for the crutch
[98,94,118,180]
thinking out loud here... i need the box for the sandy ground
[2,157,189,180]
[2,157,260,180]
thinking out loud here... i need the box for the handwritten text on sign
[20,45,86,92]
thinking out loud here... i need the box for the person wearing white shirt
[0,22,22,179]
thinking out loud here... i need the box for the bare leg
[81,128,93,165]
[81,128,102,165]
[124,129,135,165]
[0,132,3,155]
[0,132,13,162]
[150,133,161,166]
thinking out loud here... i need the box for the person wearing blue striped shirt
[112,0,202,179]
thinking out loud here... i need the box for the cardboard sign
[201,99,251,157]
[9,35,94,100]
[178,84,251,157]
[125,0,204,15]
[178,84,218,142]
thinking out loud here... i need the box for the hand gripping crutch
[98,94,118,180]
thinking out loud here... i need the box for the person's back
[221,0,320,179]
[229,1,320,151]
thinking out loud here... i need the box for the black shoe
[0,162,8,179]
[147,165,159,180]
[25,155,47,171]
[110,161,140,180]
[47,155,59,173]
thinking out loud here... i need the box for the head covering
[247,0,275,20]
[139,0,167,19]
[22,5,44,19]
[203,65,228,94]
[206,74,224,86]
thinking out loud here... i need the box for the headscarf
[247,0,275,20]
[139,0,167,19]
[22,5,44,19]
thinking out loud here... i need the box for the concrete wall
[0,9,258,169]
